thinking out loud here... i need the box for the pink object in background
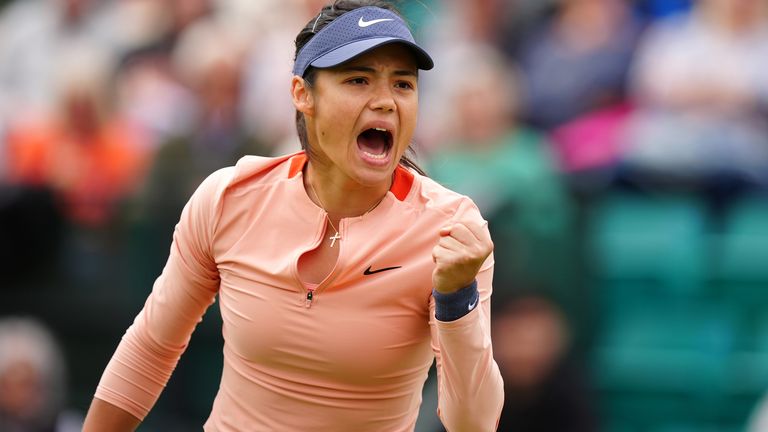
[550,103,633,173]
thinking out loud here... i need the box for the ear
[291,76,315,116]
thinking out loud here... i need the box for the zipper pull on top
[305,289,314,308]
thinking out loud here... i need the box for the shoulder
[197,152,302,195]
[185,153,303,236]
[190,152,302,208]
[409,171,485,223]
[229,152,304,187]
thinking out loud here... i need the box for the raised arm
[429,201,504,431]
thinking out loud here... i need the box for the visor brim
[309,37,434,71]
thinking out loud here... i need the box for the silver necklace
[307,181,385,248]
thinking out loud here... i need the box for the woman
[83,1,504,430]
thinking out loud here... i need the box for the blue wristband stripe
[432,281,480,322]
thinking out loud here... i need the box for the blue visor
[293,6,434,77]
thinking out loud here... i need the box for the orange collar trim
[288,152,307,179]
[287,152,413,202]
[390,165,414,201]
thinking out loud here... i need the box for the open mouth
[357,127,393,160]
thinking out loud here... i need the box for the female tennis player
[83,1,504,430]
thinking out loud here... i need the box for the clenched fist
[431,220,493,294]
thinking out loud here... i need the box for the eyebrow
[338,65,418,77]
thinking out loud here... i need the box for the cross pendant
[329,232,341,248]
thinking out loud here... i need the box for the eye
[346,77,368,85]
[395,80,415,90]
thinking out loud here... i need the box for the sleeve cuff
[432,281,479,322]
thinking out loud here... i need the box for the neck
[304,163,390,224]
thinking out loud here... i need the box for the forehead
[336,44,419,72]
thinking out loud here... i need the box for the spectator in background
[239,0,329,152]
[0,0,106,182]
[3,48,152,288]
[135,16,269,225]
[98,0,213,146]
[108,0,199,145]
[4,49,151,228]
[418,0,509,47]
[415,0,515,151]
[128,17,271,289]
[0,317,82,432]
[427,45,575,302]
[113,44,197,148]
[493,294,598,432]
[0,0,116,124]
[518,0,643,130]
[497,0,558,60]
[620,0,768,195]
[154,0,213,52]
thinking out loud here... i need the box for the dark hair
[293,0,426,176]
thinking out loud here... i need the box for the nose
[368,82,396,113]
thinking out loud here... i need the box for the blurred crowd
[2,0,768,430]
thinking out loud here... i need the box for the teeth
[362,151,387,159]
[373,127,388,132]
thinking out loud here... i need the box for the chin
[353,168,395,188]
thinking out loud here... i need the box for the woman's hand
[431,220,493,294]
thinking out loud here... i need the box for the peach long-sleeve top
[94,152,504,431]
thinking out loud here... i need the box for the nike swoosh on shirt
[358,17,394,27]
[363,265,402,275]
